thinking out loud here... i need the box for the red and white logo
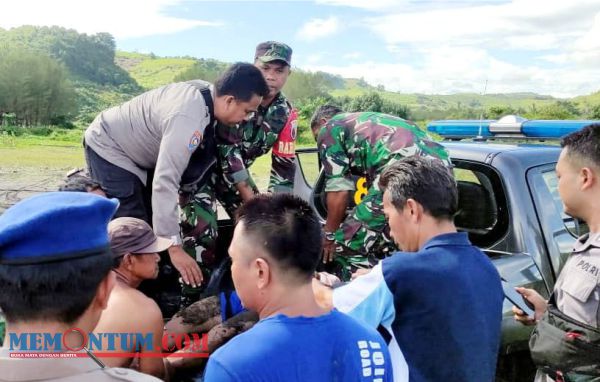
[273,109,298,158]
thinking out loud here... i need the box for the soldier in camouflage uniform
[310,106,450,280]
[179,41,297,306]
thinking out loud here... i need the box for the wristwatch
[324,231,335,241]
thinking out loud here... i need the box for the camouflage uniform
[179,93,296,305]
[216,91,297,200]
[317,112,450,279]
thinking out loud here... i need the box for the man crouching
[93,217,172,379]
[203,194,392,382]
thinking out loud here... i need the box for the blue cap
[0,192,119,265]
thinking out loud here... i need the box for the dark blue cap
[0,192,119,265]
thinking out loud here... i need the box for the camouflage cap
[255,41,292,66]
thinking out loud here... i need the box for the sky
[2,0,600,98]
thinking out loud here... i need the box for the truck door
[526,163,588,280]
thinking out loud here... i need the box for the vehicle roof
[442,141,561,167]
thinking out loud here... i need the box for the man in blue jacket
[314,156,504,382]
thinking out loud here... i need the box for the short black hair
[379,156,458,220]
[59,174,103,193]
[561,123,600,168]
[310,104,342,132]
[215,62,270,102]
[0,254,112,324]
[236,194,322,281]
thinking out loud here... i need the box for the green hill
[109,51,599,121]
[572,91,600,108]
[333,81,557,113]
[116,51,196,90]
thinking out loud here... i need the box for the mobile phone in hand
[502,280,535,317]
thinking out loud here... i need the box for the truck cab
[291,116,594,380]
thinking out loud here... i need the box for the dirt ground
[0,165,261,216]
[0,166,72,214]
[0,141,86,213]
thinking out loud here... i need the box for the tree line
[0,26,134,86]
[0,25,598,131]
[0,26,139,126]
[0,48,75,126]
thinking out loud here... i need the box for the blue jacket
[334,232,504,382]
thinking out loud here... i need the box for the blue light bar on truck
[427,115,599,139]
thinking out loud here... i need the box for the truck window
[541,170,589,238]
[295,150,321,186]
[528,164,586,275]
[454,168,481,184]
[452,162,509,248]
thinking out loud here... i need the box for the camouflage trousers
[328,181,397,281]
[179,173,259,307]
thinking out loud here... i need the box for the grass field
[0,133,84,165]
[0,133,321,213]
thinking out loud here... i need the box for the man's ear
[96,271,116,310]
[255,257,271,290]
[580,167,597,190]
[123,253,134,270]
[405,198,423,222]
[215,95,234,111]
[223,95,235,107]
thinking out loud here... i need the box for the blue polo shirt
[334,232,503,382]
[203,310,393,382]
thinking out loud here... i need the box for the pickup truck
[287,115,596,381]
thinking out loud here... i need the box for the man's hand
[322,237,337,263]
[315,272,341,287]
[512,287,547,325]
[322,190,348,263]
[236,181,256,203]
[351,268,371,280]
[168,245,203,287]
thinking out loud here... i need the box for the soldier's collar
[261,91,283,109]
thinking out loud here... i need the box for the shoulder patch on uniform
[188,130,202,152]
[290,117,298,140]
[272,109,298,158]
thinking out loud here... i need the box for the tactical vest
[180,81,216,193]
[529,294,600,380]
